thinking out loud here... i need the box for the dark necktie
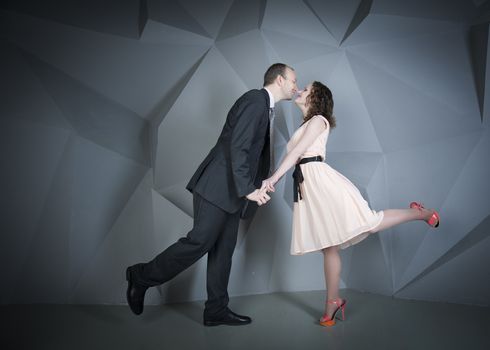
[269,107,275,175]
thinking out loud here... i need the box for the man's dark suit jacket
[186,88,271,219]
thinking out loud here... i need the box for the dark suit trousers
[134,193,241,318]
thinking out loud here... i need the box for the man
[126,63,298,326]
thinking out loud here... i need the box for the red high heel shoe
[319,298,346,327]
[410,202,440,228]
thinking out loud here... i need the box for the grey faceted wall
[1,0,489,306]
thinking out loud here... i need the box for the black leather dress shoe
[203,309,252,326]
[126,265,148,315]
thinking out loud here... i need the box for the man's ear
[276,75,283,86]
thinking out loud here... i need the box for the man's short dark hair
[263,63,293,86]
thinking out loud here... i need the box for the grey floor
[1,289,489,350]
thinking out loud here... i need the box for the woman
[262,81,440,327]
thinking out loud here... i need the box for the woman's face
[295,83,312,108]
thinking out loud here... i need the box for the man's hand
[246,188,271,206]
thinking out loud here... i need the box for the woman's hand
[260,178,276,193]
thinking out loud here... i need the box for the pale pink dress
[287,115,384,255]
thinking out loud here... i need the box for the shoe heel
[341,305,345,321]
[410,201,422,209]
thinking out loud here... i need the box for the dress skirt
[291,162,384,255]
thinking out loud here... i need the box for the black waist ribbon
[293,155,323,202]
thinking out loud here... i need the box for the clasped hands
[245,178,277,206]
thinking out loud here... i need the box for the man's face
[280,68,298,100]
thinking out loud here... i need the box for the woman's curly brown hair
[303,81,336,128]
